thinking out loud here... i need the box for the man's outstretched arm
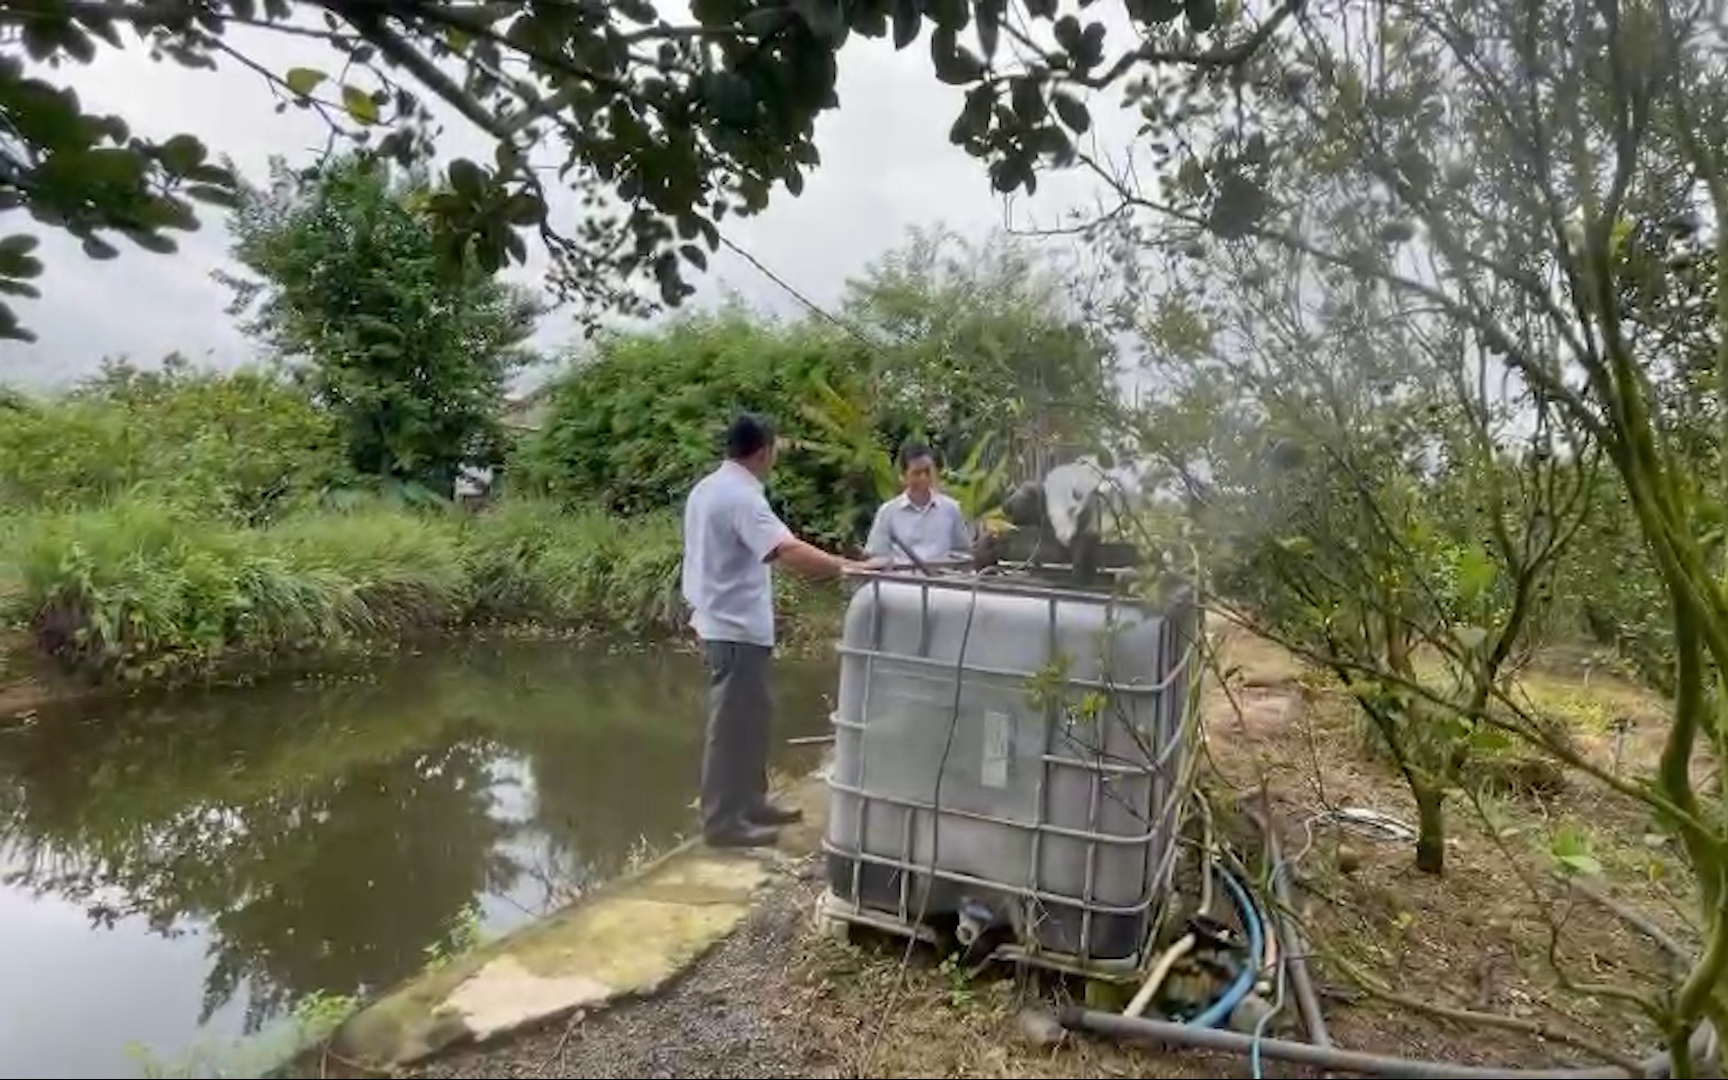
[737,495,873,577]
[772,534,863,578]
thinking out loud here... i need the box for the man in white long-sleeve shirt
[864,442,973,566]
[681,412,877,848]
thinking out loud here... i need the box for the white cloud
[3,19,1139,389]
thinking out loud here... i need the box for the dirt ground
[319,629,1700,1080]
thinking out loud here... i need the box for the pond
[0,640,835,1079]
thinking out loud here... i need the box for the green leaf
[0,236,43,279]
[891,0,921,48]
[1051,90,1091,133]
[158,133,208,174]
[503,193,542,225]
[183,184,241,208]
[1010,77,1046,122]
[702,71,757,127]
[80,235,120,260]
[284,67,327,96]
[974,0,1000,59]
[793,0,848,45]
[448,157,487,196]
[342,84,380,125]
[1209,171,1268,239]
[0,299,36,343]
[950,84,995,144]
[47,146,148,189]
[930,27,985,84]
[123,227,178,255]
[1078,22,1106,67]
[1455,543,1496,602]
[928,0,970,30]
[1552,826,1603,877]
[1275,535,1315,556]
[0,235,40,259]
[1185,0,1219,31]
[1053,14,1082,52]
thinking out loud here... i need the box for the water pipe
[1124,932,1195,1018]
[1122,851,1264,1025]
[1057,1008,1713,1079]
[1189,866,1264,1030]
[1072,810,1715,1078]
[1195,792,1216,917]
[1261,815,1332,1049]
[1251,912,1288,1079]
[1258,887,1281,990]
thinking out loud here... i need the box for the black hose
[1057,1008,1700,1079]
[887,529,936,577]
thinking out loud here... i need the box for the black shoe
[704,822,781,849]
[748,802,805,827]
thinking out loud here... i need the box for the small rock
[1336,843,1363,874]
[1015,1008,1067,1047]
[817,914,852,943]
[1228,993,1277,1035]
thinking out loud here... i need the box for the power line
[717,233,882,349]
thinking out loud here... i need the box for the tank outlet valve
[955,899,996,947]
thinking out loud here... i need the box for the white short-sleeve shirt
[864,491,972,565]
[681,461,795,647]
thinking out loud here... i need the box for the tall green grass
[0,497,710,683]
[461,499,683,633]
[459,500,840,643]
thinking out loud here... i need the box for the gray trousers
[700,640,775,836]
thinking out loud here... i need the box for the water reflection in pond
[0,640,833,1078]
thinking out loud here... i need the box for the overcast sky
[2,15,1145,391]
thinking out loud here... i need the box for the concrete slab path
[331,775,830,1070]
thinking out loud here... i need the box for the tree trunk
[1413,781,1446,875]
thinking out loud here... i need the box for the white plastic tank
[822,569,1196,973]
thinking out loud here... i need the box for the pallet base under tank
[815,888,1151,984]
[823,848,1160,970]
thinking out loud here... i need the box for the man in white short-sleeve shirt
[864,442,974,566]
[681,412,878,848]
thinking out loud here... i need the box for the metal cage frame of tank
[819,569,1200,980]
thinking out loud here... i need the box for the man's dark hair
[725,412,777,460]
[898,441,936,470]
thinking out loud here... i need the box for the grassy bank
[0,498,842,687]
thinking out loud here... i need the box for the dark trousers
[700,640,774,837]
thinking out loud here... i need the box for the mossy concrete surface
[331,774,831,1070]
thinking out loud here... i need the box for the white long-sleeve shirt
[864,491,972,564]
[681,461,794,646]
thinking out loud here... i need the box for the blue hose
[1188,865,1264,1030]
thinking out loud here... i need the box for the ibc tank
[823,570,1197,974]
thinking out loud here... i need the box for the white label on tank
[981,709,1012,789]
